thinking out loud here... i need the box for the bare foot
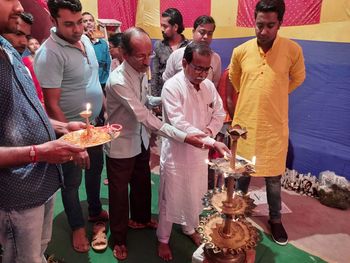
[113,244,128,260]
[158,241,173,261]
[72,227,90,253]
[187,232,201,246]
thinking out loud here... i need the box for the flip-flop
[91,221,108,252]
[113,244,128,260]
[128,219,158,229]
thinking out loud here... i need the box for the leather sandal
[91,221,108,251]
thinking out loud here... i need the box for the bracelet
[29,145,38,163]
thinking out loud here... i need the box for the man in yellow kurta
[228,0,305,246]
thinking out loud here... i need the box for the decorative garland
[282,169,350,210]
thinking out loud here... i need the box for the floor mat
[46,171,328,263]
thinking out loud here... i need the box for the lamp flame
[251,156,256,165]
[86,103,91,112]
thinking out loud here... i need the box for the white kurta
[160,71,225,227]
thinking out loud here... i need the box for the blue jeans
[61,145,104,230]
[236,175,282,220]
[0,196,55,263]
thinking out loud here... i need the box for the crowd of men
[0,0,305,262]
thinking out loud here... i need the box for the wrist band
[29,145,38,163]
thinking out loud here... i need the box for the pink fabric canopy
[98,0,137,31]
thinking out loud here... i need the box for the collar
[257,35,280,55]
[123,60,146,81]
[0,36,12,48]
[162,34,188,47]
[182,71,203,92]
[0,36,20,65]
[49,27,87,47]
[91,38,100,45]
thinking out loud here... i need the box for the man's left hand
[213,141,231,156]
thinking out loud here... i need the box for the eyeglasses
[188,63,212,74]
[132,51,156,61]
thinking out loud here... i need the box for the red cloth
[217,68,238,114]
[160,0,211,28]
[98,0,137,31]
[22,56,44,105]
[209,69,239,160]
[237,0,322,27]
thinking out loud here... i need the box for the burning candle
[80,103,92,136]
[251,156,256,165]
[205,159,215,166]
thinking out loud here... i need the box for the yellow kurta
[228,36,305,176]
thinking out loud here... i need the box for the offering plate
[197,214,260,263]
[210,192,256,217]
[60,124,122,148]
[209,158,255,178]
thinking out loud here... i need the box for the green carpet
[46,169,327,263]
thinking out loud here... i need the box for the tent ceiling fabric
[136,0,350,42]
[160,0,211,28]
[27,0,350,42]
[237,0,322,27]
[97,0,137,31]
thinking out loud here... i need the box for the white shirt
[105,61,187,158]
[162,46,222,88]
[159,71,225,226]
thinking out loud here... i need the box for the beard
[162,32,170,41]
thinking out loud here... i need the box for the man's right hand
[36,140,87,164]
[184,134,207,148]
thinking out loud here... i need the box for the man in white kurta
[157,42,226,261]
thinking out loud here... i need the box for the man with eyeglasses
[157,41,226,261]
[162,15,221,88]
[35,0,106,253]
[104,27,229,260]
